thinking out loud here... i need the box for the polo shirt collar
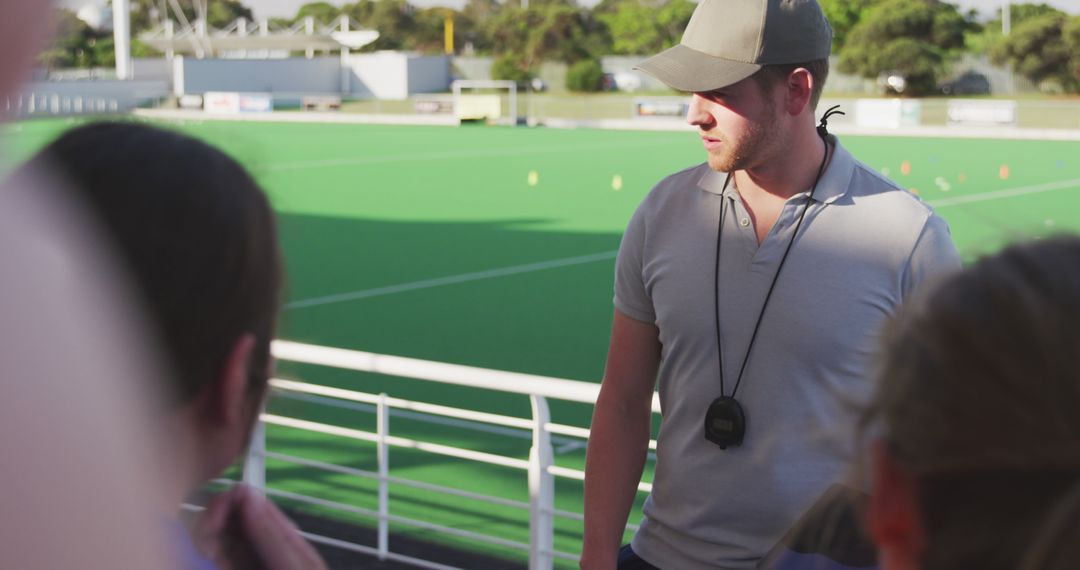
[695,136,856,205]
[814,136,856,204]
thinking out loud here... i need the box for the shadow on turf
[287,506,528,570]
[273,212,624,418]
[266,213,650,567]
[261,429,576,530]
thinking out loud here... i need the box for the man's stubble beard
[706,105,783,173]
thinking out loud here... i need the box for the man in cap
[581,0,961,568]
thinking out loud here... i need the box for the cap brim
[635,44,761,93]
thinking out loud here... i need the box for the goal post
[451,80,518,125]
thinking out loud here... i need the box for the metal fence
[3,92,122,118]
[330,94,1080,131]
[239,340,661,569]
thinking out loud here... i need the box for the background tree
[343,0,418,51]
[39,8,115,69]
[566,58,604,91]
[990,9,1078,92]
[968,2,1060,53]
[410,8,452,54]
[488,4,590,80]
[1066,16,1080,90]
[293,2,342,24]
[594,0,693,56]
[126,0,165,34]
[458,0,502,53]
[818,0,877,51]
[491,53,531,83]
[122,0,252,31]
[205,0,252,27]
[838,0,973,95]
[597,1,662,55]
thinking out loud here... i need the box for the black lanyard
[704,106,844,449]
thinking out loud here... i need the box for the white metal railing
[2,93,123,119]
[243,340,661,569]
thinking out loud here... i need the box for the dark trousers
[618,544,662,570]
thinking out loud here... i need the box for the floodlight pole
[306,17,316,59]
[113,0,132,79]
[164,20,175,61]
[340,15,351,95]
[1003,1,1014,94]
[444,11,454,55]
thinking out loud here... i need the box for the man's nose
[687,94,715,128]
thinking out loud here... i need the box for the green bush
[491,53,531,85]
[566,59,604,92]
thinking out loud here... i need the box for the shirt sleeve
[901,212,962,297]
[613,203,656,323]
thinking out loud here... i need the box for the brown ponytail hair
[36,121,283,406]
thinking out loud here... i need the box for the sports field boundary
[542,117,1080,141]
[134,108,458,126]
[929,178,1080,208]
[284,250,618,310]
[133,109,1080,141]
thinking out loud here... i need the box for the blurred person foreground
[1,0,172,568]
[29,120,328,570]
[866,235,1080,570]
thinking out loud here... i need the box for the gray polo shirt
[615,138,960,569]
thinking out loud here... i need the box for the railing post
[377,392,390,561]
[243,407,267,492]
[529,395,554,570]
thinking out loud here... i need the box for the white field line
[284,250,617,310]
[928,178,1080,208]
[258,137,687,172]
[283,179,1080,310]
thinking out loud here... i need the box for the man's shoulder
[639,162,714,210]
[845,157,937,221]
[656,162,713,187]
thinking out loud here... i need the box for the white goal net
[451,80,518,125]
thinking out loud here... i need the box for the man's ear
[869,441,925,570]
[212,333,256,427]
[785,67,814,116]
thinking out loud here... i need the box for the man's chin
[706,155,733,173]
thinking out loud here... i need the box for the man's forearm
[581,395,652,569]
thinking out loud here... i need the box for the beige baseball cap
[636,0,833,93]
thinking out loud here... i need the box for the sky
[62,0,1080,20]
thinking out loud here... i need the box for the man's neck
[735,129,830,202]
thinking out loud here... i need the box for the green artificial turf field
[4,117,1079,566]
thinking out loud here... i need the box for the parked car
[939,71,991,95]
